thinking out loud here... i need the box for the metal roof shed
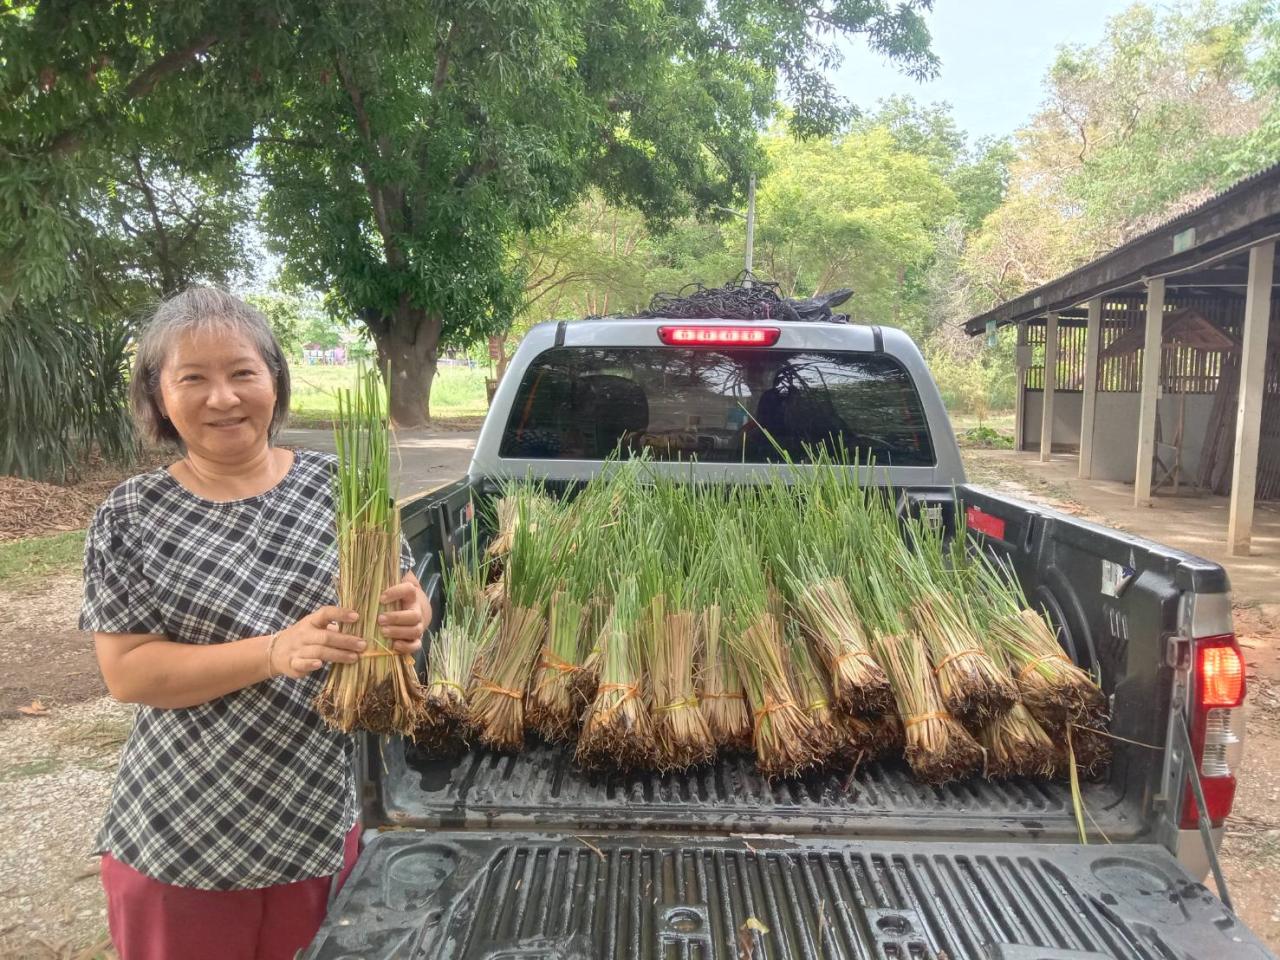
[962,162,1280,556]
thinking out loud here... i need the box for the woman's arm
[96,576,431,710]
[95,629,291,709]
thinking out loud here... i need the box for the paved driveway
[280,426,480,501]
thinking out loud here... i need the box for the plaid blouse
[80,448,412,890]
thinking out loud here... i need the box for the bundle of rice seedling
[721,515,817,780]
[863,562,981,784]
[648,592,715,770]
[786,626,841,765]
[468,488,564,752]
[900,516,1016,728]
[787,555,893,717]
[698,603,752,752]
[576,574,656,770]
[979,701,1056,779]
[416,522,495,750]
[526,589,589,742]
[975,557,1107,729]
[316,366,425,736]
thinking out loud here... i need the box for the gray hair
[130,286,291,446]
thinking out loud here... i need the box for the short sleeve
[79,502,166,635]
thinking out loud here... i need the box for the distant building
[302,343,347,365]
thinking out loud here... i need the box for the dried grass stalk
[650,599,714,771]
[698,605,751,752]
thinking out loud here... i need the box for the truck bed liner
[378,742,1141,842]
[304,831,1266,960]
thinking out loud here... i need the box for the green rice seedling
[316,365,425,736]
[416,515,494,751]
[576,573,656,770]
[468,483,567,752]
[862,560,982,784]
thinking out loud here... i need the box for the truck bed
[376,740,1140,842]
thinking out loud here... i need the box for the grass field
[0,529,86,589]
[288,362,489,426]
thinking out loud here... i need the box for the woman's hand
[270,606,366,678]
[377,570,430,658]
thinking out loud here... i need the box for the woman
[80,287,429,960]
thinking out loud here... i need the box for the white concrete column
[1014,323,1029,452]
[1040,312,1059,462]
[1228,241,1276,556]
[1079,297,1103,479]
[1134,277,1166,507]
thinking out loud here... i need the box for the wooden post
[1014,322,1028,452]
[1079,296,1103,479]
[1040,312,1059,462]
[1134,277,1166,507]
[1228,240,1275,555]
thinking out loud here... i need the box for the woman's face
[157,325,278,462]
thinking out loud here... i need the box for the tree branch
[48,32,220,157]
[432,20,459,94]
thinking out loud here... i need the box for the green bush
[0,307,134,481]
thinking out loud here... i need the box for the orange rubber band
[358,649,402,658]
[904,711,951,729]
[597,681,640,698]
[835,650,878,667]
[538,649,581,675]
[477,678,525,700]
[1017,653,1071,680]
[752,695,795,723]
[932,647,987,675]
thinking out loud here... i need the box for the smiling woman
[82,287,431,960]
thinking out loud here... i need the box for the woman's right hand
[270,606,364,678]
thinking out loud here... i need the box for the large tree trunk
[370,303,441,428]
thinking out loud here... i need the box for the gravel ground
[0,697,130,957]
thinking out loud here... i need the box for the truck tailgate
[303,831,1272,959]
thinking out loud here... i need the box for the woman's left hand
[377,570,431,657]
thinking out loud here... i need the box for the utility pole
[743,173,756,287]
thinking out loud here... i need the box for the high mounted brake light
[657,326,781,347]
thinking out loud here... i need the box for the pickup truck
[304,318,1273,960]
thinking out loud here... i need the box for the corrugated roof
[963,160,1280,335]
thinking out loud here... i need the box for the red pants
[101,823,360,960]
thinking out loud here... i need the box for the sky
[832,0,1139,143]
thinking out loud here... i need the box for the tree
[752,124,955,334]
[2,3,277,476]
[256,1,938,425]
[960,0,1280,310]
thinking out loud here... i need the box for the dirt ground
[1,444,1277,956]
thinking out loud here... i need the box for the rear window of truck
[498,347,935,465]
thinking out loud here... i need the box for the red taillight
[1181,634,1245,829]
[1199,644,1245,708]
[657,325,780,347]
